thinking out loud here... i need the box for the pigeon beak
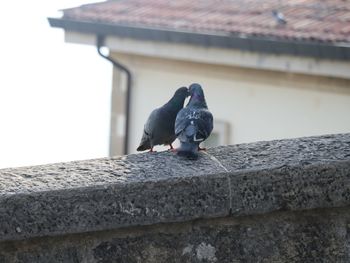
[188,87,193,96]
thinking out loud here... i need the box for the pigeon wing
[175,108,190,137]
[137,109,159,151]
[175,108,213,142]
[195,109,213,141]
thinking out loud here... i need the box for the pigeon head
[168,86,189,108]
[174,86,189,99]
[188,83,207,108]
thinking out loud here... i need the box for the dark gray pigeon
[137,87,189,152]
[175,83,213,159]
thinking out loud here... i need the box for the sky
[0,1,111,169]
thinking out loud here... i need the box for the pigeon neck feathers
[167,95,185,109]
[188,84,208,109]
[188,94,207,109]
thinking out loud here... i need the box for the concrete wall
[1,133,350,262]
[110,52,350,153]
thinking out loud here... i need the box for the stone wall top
[1,133,349,241]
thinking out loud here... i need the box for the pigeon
[272,10,287,25]
[175,83,213,159]
[137,87,189,152]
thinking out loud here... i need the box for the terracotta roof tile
[62,0,350,44]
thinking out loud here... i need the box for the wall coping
[1,133,349,242]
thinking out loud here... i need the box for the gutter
[96,35,132,155]
[48,18,350,61]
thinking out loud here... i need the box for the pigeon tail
[137,135,151,151]
[137,144,150,151]
[177,142,199,159]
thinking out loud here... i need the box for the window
[203,120,231,148]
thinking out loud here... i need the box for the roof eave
[48,17,350,61]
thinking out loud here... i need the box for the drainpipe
[96,35,132,155]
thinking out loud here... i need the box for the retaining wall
[1,133,350,262]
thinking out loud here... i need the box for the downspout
[96,35,132,155]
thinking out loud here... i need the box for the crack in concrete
[203,152,232,214]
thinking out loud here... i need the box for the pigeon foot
[149,147,157,153]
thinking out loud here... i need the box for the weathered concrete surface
[0,207,349,262]
[0,153,228,241]
[207,134,350,216]
[208,133,350,172]
[0,133,349,261]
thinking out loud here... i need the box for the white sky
[0,1,111,169]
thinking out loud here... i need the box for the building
[49,0,350,156]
